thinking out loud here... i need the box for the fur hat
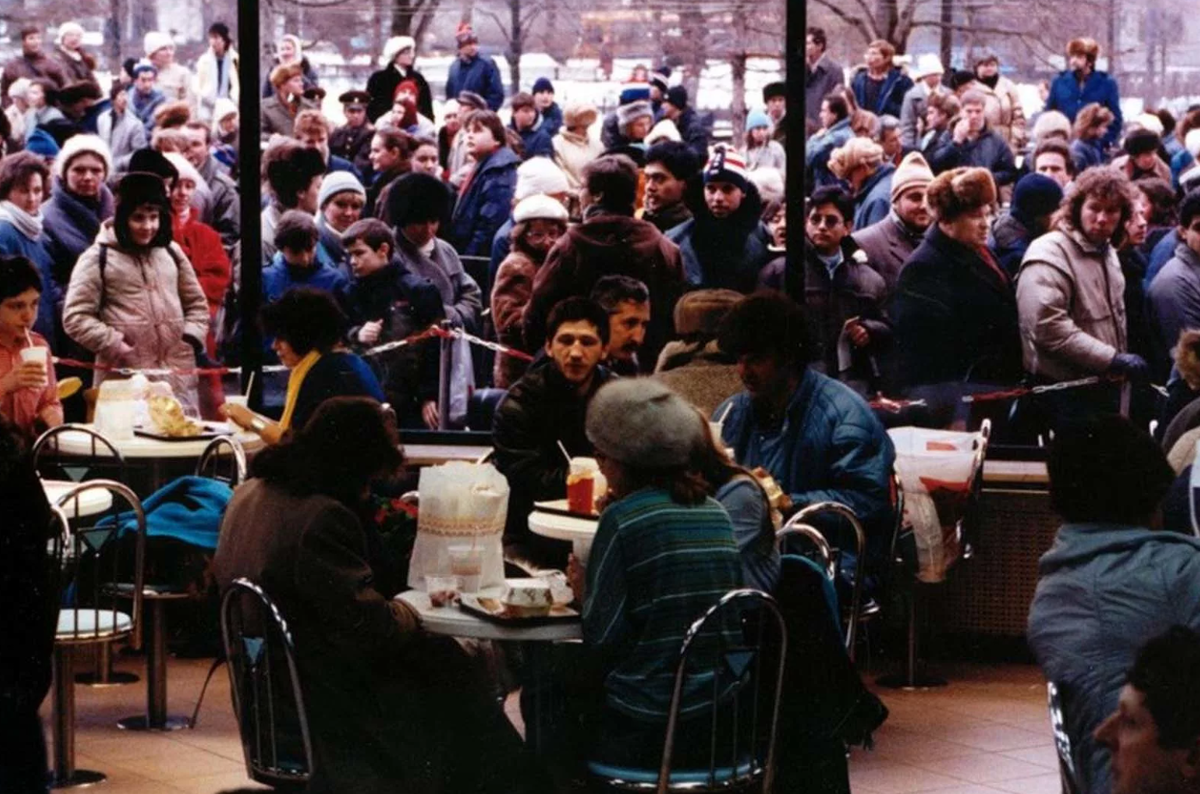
[828,138,884,180]
[58,80,103,106]
[645,119,681,145]
[619,84,652,106]
[129,148,179,185]
[1186,129,1200,159]
[1032,110,1072,143]
[385,172,450,227]
[154,100,191,129]
[748,167,784,205]
[562,102,598,129]
[114,172,173,249]
[512,194,568,224]
[890,151,934,201]
[1124,127,1160,157]
[54,133,112,179]
[1133,112,1165,137]
[317,171,366,209]
[381,35,416,66]
[910,53,945,81]
[674,289,744,338]
[1175,330,1200,390]
[143,31,173,57]
[704,145,749,192]
[56,21,85,46]
[665,85,688,110]
[1067,37,1100,62]
[617,99,654,129]
[270,62,303,89]
[25,128,60,158]
[6,77,31,101]
[585,379,704,468]
[763,81,786,102]
[514,156,570,200]
[162,152,206,192]
[455,21,478,46]
[926,167,997,221]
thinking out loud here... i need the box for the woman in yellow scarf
[224,287,384,443]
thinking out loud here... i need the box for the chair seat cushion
[57,609,133,640]
[587,758,758,786]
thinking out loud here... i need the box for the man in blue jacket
[1044,37,1122,149]
[850,39,913,121]
[444,23,504,112]
[1028,415,1200,794]
[713,291,896,575]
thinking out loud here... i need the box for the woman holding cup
[0,256,62,439]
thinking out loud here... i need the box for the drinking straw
[25,328,33,348]
[244,370,256,399]
[557,440,572,467]
[716,401,734,424]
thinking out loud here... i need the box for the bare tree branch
[808,0,876,44]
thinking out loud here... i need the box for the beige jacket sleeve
[62,243,125,357]
[1016,261,1117,375]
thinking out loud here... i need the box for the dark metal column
[238,0,264,408]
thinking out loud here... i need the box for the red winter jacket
[172,212,231,318]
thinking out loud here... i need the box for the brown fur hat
[673,289,745,340]
[926,167,997,221]
[1067,37,1100,63]
[1176,330,1200,390]
[270,62,303,90]
[153,100,191,129]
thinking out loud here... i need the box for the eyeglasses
[807,214,844,229]
[525,231,555,243]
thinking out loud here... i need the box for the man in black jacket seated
[492,297,615,568]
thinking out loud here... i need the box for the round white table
[42,479,114,518]
[48,424,263,459]
[528,506,599,563]
[396,589,581,642]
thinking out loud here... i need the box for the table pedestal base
[116,597,190,731]
[75,643,139,687]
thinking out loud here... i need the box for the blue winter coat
[804,117,853,190]
[853,163,895,231]
[850,68,913,120]
[1146,242,1200,378]
[714,368,897,568]
[445,54,505,111]
[1044,69,1123,148]
[513,124,554,159]
[1070,138,1106,174]
[540,102,563,138]
[127,85,166,135]
[1145,228,1179,288]
[1028,523,1200,794]
[449,147,520,257]
[327,154,362,181]
[262,251,350,305]
[105,475,232,550]
[667,215,774,293]
[0,222,61,346]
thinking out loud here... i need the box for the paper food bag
[407,461,509,591]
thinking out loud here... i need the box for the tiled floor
[41,651,1061,793]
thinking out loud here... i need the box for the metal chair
[48,481,146,788]
[1047,681,1082,794]
[787,502,869,661]
[588,589,788,793]
[194,435,248,487]
[775,521,839,633]
[221,578,315,791]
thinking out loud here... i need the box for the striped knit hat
[703,145,749,192]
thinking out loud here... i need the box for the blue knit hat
[746,108,771,130]
[25,128,61,158]
[532,77,554,95]
[1011,173,1064,224]
[618,84,651,106]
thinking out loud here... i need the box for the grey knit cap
[586,378,703,467]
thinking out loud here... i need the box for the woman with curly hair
[1070,102,1115,174]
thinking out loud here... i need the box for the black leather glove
[184,334,217,369]
[1107,352,1150,382]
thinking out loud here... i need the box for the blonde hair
[828,137,884,179]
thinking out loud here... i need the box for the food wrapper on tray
[406,461,509,592]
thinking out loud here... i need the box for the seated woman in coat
[213,397,540,794]
[223,287,383,443]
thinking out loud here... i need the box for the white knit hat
[381,36,417,66]
[317,171,367,209]
[513,194,568,224]
[56,22,85,46]
[6,77,30,101]
[514,157,570,200]
[54,134,113,180]
[1133,112,1165,137]
[910,53,945,80]
[645,118,681,145]
[144,31,173,57]
[162,152,207,192]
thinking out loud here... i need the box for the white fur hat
[54,134,113,180]
[645,118,681,145]
[162,152,207,192]
[6,77,31,101]
[144,31,173,57]
[512,194,568,224]
[514,157,569,201]
[381,36,417,66]
[56,22,85,46]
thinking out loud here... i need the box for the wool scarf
[0,200,44,240]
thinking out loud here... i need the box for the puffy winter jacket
[715,368,897,568]
[1028,523,1200,794]
[262,251,349,306]
[928,127,1018,186]
[448,147,520,257]
[62,223,209,406]
[667,188,774,292]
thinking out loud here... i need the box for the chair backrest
[33,423,127,485]
[49,479,146,649]
[776,519,834,581]
[789,502,865,655]
[1046,681,1081,794]
[195,435,248,487]
[221,578,314,789]
[658,589,787,794]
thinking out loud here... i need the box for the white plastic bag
[407,461,509,591]
[887,426,985,583]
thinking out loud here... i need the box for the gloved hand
[1108,352,1150,382]
[184,334,217,369]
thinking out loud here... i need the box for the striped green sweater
[582,487,743,721]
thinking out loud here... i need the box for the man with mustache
[590,275,650,376]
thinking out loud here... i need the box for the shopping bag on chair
[887,426,986,583]
[406,461,509,591]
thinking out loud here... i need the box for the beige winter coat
[1016,225,1127,380]
[553,129,604,191]
[973,76,1026,152]
[63,222,210,408]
